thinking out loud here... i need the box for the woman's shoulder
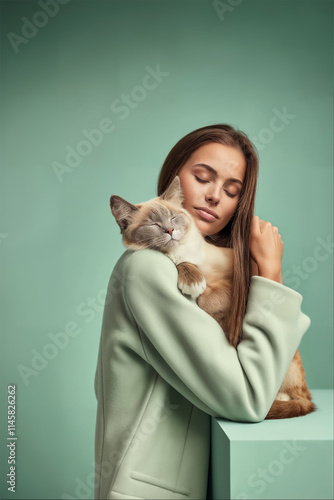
[115,248,177,284]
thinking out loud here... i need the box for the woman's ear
[110,195,139,232]
[161,176,184,206]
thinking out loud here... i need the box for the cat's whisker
[134,235,167,247]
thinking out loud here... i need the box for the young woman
[94,124,310,500]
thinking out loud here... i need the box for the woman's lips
[194,208,218,222]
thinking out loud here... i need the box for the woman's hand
[250,215,283,284]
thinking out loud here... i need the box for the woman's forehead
[186,143,246,181]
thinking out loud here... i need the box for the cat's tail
[265,398,316,419]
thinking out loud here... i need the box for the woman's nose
[205,186,220,205]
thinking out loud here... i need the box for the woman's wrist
[258,268,283,284]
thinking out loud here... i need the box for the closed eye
[195,175,209,183]
[195,173,240,197]
[224,190,238,198]
[146,221,162,227]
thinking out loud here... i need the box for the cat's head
[110,176,195,251]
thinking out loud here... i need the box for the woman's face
[178,142,246,237]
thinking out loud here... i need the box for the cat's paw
[176,262,206,299]
[178,277,206,299]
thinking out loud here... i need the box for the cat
[110,177,234,332]
[110,176,315,419]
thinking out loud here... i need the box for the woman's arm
[122,249,310,422]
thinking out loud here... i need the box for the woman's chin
[194,219,214,238]
[195,218,225,238]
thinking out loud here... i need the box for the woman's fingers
[250,215,283,283]
[252,217,282,242]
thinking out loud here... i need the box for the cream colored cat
[110,177,315,419]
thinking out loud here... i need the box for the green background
[0,0,332,498]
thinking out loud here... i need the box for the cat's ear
[161,176,184,206]
[110,195,139,232]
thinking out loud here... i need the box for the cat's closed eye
[144,222,160,229]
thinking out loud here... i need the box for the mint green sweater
[94,249,310,499]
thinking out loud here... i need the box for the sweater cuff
[248,275,311,329]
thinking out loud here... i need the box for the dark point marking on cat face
[110,195,139,232]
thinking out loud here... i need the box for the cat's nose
[165,228,174,236]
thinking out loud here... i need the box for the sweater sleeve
[122,249,310,422]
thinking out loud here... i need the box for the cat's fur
[110,177,315,419]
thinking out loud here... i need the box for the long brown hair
[157,124,259,347]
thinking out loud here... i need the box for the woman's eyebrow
[225,177,243,186]
[193,163,243,185]
[193,163,217,175]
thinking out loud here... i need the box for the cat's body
[110,177,315,419]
